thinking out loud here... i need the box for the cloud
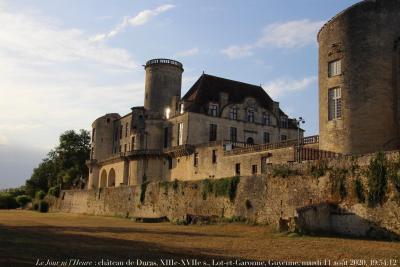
[221,45,253,59]
[221,19,324,59]
[91,4,175,42]
[263,76,317,98]
[174,47,199,58]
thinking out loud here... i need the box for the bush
[35,190,46,200]
[308,160,328,178]
[353,177,365,203]
[330,168,348,200]
[201,177,240,202]
[16,195,31,208]
[367,152,388,207]
[48,186,60,198]
[0,193,18,209]
[272,165,300,178]
[38,200,49,212]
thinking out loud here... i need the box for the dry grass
[0,210,399,266]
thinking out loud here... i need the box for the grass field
[0,210,399,267]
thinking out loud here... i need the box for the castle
[87,0,400,189]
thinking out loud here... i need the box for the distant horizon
[0,0,360,189]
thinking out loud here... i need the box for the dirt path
[0,211,399,266]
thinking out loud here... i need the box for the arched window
[108,168,116,187]
[246,137,254,145]
[99,170,107,188]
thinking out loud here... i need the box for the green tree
[16,195,31,208]
[0,193,18,209]
[25,129,90,197]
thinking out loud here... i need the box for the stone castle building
[87,0,400,189]
[87,59,303,188]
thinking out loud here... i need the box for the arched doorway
[99,170,107,188]
[246,137,254,145]
[108,168,116,187]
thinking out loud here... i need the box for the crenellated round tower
[144,59,183,117]
[318,0,400,155]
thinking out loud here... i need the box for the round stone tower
[144,59,184,116]
[318,0,400,155]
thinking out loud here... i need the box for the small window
[235,163,241,176]
[119,145,122,152]
[281,135,287,141]
[163,127,169,148]
[262,113,270,125]
[177,123,184,145]
[246,137,254,145]
[212,150,217,164]
[328,59,342,77]
[168,157,173,169]
[247,108,255,122]
[125,123,129,137]
[230,127,237,142]
[229,107,238,120]
[194,153,199,167]
[328,87,342,120]
[263,132,270,144]
[119,125,123,139]
[131,136,135,150]
[179,103,184,114]
[165,107,171,119]
[252,165,258,175]
[209,104,218,117]
[209,124,217,142]
[124,144,127,152]
[280,117,288,128]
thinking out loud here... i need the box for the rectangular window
[124,144,127,152]
[209,124,217,141]
[280,117,288,128]
[328,87,342,120]
[262,113,270,125]
[177,123,184,145]
[281,135,287,141]
[119,125,123,139]
[131,136,135,150]
[125,123,129,137]
[180,103,184,114]
[252,165,258,175]
[229,108,238,120]
[263,132,270,144]
[328,59,342,77]
[212,150,217,164]
[163,127,169,148]
[168,157,173,169]
[235,163,241,176]
[209,104,218,117]
[194,153,199,167]
[247,108,255,122]
[230,127,237,142]
[119,145,122,153]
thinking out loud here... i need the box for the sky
[0,0,359,189]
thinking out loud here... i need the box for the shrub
[38,200,49,213]
[35,190,46,200]
[388,154,400,199]
[308,160,328,178]
[350,156,360,176]
[272,165,300,178]
[0,193,18,209]
[201,177,240,202]
[48,186,60,198]
[201,179,213,200]
[353,177,365,203]
[367,152,388,207]
[140,182,149,204]
[16,195,31,208]
[330,168,348,200]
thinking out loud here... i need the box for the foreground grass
[0,210,399,266]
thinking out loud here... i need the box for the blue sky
[0,0,359,189]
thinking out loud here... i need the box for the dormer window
[262,113,270,125]
[247,108,255,123]
[209,103,218,117]
[229,107,238,120]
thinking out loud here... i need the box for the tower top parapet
[145,58,183,70]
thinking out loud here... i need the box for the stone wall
[52,151,400,239]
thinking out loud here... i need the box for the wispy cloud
[174,47,199,58]
[263,76,317,98]
[91,4,175,42]
[221,19,324,59]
